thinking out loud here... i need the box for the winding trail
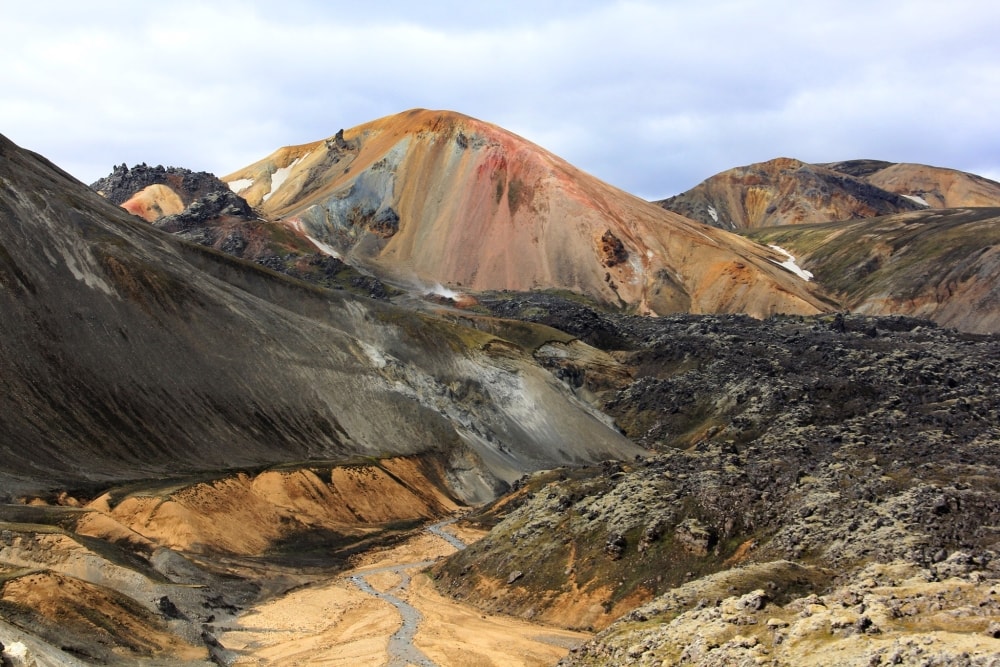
[425,518,466,551]
[348,517,467,667]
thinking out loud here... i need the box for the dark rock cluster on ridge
[91,163,233,206]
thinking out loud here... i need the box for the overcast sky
[3,1,999,199]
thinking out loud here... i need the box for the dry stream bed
[217,517,589,666]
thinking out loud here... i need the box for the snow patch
[305,235,341,258]
[768,245,813,281]
[262,156,306,203]
[628,254,645,285]
[284,216,342,258]
[6,642,28,661]
[227,178,253,194]
[903,194,930,207]
[707,205,719,223]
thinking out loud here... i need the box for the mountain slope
[746,207,1000,333]
[656,157,925,229]
[223,109,833,318]
[0,132,642,500]
[658,157,1000,231]
[826,160,1000,208]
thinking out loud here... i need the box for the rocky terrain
[91,162,394,300]
[430,295,1000,663]
[657,157,1000,229]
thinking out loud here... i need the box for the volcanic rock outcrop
[431,300,1000,663]
[91,163,394,299]
[223,109,833,318]
[92,163,241,222]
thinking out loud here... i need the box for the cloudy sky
[3,1,999,199]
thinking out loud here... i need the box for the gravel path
[349,517,468,667]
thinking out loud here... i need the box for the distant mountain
[657,157,1000,229]
[656,157,925,229]
[222,109,832,318]
[746,207,1000,334]
[825,160,1000,208]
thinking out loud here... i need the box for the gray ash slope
[435,292,1000,660]
[0,133,641,500]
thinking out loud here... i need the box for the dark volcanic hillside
[432,295,1000,663]
[0,133,640,499]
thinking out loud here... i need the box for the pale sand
[219,525,590,666]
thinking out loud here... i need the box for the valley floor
[217,518,590,666]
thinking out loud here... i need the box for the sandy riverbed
[218,524,590,666]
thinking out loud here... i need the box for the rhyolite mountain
[657,156,1000,229]
[220,109,831,318]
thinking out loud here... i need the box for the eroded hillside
[658,157,1000,230]
[221,109,832,317]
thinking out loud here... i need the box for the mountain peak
[222,112,832,318]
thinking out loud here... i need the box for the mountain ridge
[657,156,1000,230]
[221,109,833,318]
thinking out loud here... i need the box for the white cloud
[1,0,999,199]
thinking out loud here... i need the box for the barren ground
[218,521,589,666]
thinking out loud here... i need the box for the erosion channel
[217,517,589,666]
